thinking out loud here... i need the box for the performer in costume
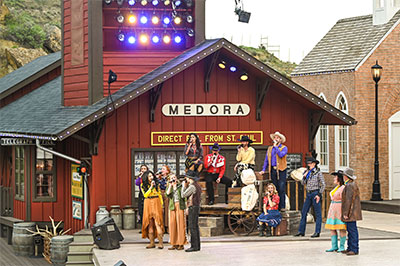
[233,136,255,187]
[184,133,204,173]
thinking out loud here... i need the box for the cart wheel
[228,208,257,236]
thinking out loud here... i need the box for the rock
[0,0,10,23]
[43,24,61,52]
[5,47,47,68]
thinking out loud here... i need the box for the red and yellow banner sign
[151,131,263,146]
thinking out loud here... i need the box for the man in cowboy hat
[259,131,288,210]
[233,135,256,187]
[182,170,202,252]
[295,157,325,238]
[341,167,362,256]
[204,143,232,205]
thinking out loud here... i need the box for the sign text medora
[162,104,250,116]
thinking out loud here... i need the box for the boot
[157,233,164,249]
[325,235,338,252]
[146,233,155,249]
[337,236,346,252]
[266,226,272,237]
[258,224,265,237]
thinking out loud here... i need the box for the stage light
[186,15,193,23]
[128,35,136,44]
[117,14,124,24]
[163,34,171,44]
[117,32,125,42]
[230,66,237,72]
[174,34,183,44]
[140,15,148,24]
[187,28,194,37]
[151,15,160,24]
[234,1,251,23]
[104,0,112,5]
[162,16,171,25]
[218,60,226,69]
[240,72,249,81]
[164,0,171,5]
[152,0,159,5]
[151,34,161,44]
[173,16,182,25]
[174,0,182,6]
[185,0,193,7]
[116,0,124,6]
[128,0,136,5]
[141,0,148,5]
[128,14,137,24]
[139,34,149,44]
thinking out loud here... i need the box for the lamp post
[371,60,383,201]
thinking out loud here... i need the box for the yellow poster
[71,164,83,199]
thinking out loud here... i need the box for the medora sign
[162,104,250,116]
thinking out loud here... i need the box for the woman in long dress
[184,133,203,173]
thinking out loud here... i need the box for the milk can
[122,205,135,229]
[96,206,109,224]
[110,205,123,229]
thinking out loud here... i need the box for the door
[391,122,400,199]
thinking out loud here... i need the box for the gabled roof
[291,10,400,76]
[0,51,61,99]
[0,38,356,141]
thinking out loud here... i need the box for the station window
[316,94,329,172]
[335,93,349,169]
[34,148,56,201]
[14,146,25,201]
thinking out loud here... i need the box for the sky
[205,0,372,63]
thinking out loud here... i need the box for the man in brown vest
[259,131,288,210]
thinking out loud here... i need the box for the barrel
[122,205,135,229]
[110,205,123,229]
[12,222,35,256]
[50,235,74,266]
[227,187,241,208]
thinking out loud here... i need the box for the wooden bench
[0,216,23,245]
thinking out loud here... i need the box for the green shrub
[3,12,46,49]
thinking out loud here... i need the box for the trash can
[91,217,124,250]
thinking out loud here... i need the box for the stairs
[66,229,94,266]
[198,216,224,237]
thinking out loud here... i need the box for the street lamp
[371,60,383,201]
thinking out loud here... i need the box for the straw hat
[270,131,286,143]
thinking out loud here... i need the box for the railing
[0,186,13,217]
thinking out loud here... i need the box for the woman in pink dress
[325,170,347,252]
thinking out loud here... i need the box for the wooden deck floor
[0,237,49,266]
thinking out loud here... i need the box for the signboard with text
[151,131,263,146]
[71,164,83,199]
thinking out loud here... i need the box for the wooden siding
[63,0,90,106]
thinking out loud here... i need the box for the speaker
[91,217,124,250]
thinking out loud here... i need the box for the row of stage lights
[117,31,185,45]
[116,12,193,26]
[104,0,193,8]
[218,60,249,81]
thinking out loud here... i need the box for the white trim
[316,93,329,172]
[388,110,400,200]
[355,18,400,71]
[335,92,350,170]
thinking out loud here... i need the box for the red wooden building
[0,0,355,234]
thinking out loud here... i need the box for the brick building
[291,1,400,200]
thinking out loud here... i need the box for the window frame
[335,92,350,170]
[14,146,25,201]
[33,147,57,202]
[315,93,329,173]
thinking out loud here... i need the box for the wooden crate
[227,187,241,208]
[273,219,288,236]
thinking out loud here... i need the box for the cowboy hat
[185,170,199,181]
[342,168,357,180]
[270,131,286,143]
[330,170,344,177]
[210,143,221,151]
[306,157,319,165]
[237,135,254,143]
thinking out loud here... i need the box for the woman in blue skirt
[257,183,282,236]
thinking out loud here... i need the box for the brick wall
[292,23,400,200]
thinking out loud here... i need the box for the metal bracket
[149,83,163,122]
[204,51,220,92]
[309,111,324,152]
[256,78,271,121]
[89,117,105,156]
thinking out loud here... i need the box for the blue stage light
[152,34,160,44]
[163,16,171,25]
[230,66,237,72]
[128,36,136,44]
[174,0,181,6]
[174,35,182,44]
[140,15,148,24]
[152,0,159,5]
[128,0,136,5]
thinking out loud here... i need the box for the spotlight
[141,0,148,5]
[173,16,182,25]
[162,16,171,25]
[163,34,171,44]
[174,34,183,44]
[128,35,136,44]
[234,1,251,23]
[108,70,117,84]
[229,66,237,72]
[104,0,112,5]
[151,15,160,24]
[186,15,193,23]
[218,60,226,69]
[128,14,137,24]
[240,72,249,81]
[174,0,181,6]
[116,0,124,6]
[128,0,136,5]
[117,14,124,24]
[139,34,149,44]
[185,0,193,7]
[152,0,159,5]
[140,15,148,24]
[117,32,125,42]
[164,0,170,5]
[151,34,161,44]
[187,28,194,37]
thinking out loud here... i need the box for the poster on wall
[71,164,83,199]
[72,200,82,220]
